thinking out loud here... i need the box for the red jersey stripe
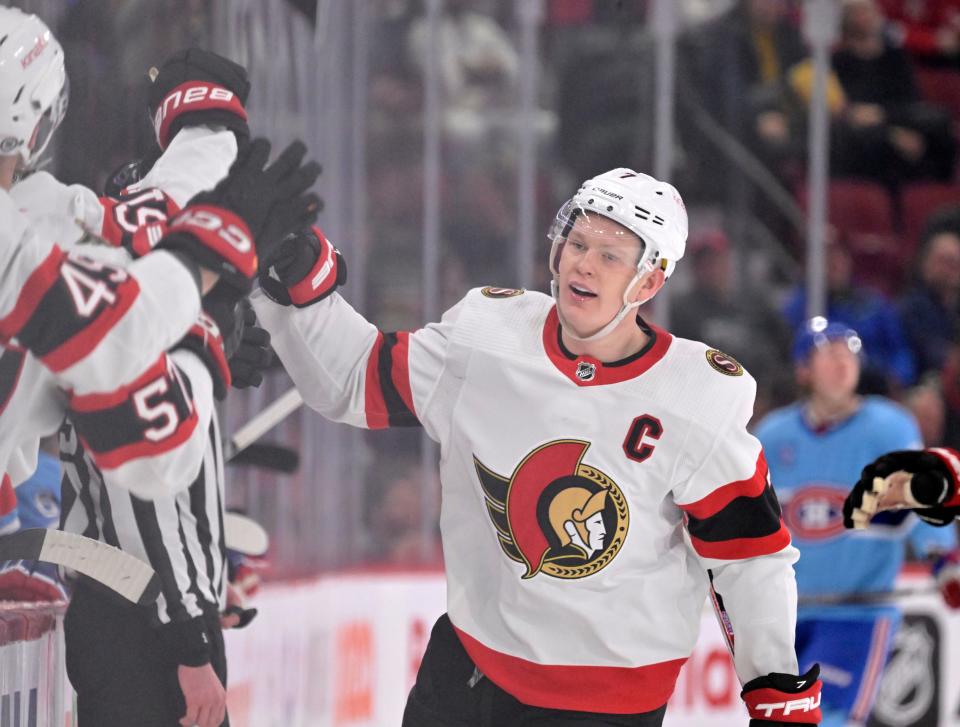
[41,276,141,373]
[453,624,685,713]
[364,332,389,429]
[0,245,65,342]
[391,331,416,416]
[82,407,199,470]
[689,521,792,560]
[680,451,769,520]
[70,355,168,412]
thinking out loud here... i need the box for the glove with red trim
[159,137,322,292]
[843,449,960,529]
[148,48,250,150]
[174,311,232,400]
[259,226,346,307]
[741,664,822,726]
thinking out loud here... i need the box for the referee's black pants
[65,581,229,727]
[403,614,668,727]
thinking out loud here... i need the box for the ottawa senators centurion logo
[474,440,629,580]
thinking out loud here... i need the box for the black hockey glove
[843,449,960,529]
[148,47,251,150]
[159,137,322,292]
[741,663,821,726]
[228,300,273,389]
[103,148,161,198]
[259,225,346,307]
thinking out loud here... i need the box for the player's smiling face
[555,214,645,337]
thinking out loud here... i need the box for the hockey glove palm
[159,137,321,292]
[148,48,250,150]
[741,663,822,725]
[259,225,346,307]
[228,300,273,389]
[843,449,960,529]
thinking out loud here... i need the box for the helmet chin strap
[551,271,651,343]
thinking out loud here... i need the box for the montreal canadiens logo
[705,349,744,377]
[783,485,847,541]
[481,286,524,299]
[474,440,629,580]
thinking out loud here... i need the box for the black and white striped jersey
[59,349,227,625]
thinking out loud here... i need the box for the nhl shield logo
[474,440,629,580]
[575,361,596,382]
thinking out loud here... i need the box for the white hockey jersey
[252,285,801,713]
[0,127,236,496]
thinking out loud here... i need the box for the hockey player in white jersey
[0,7,320,498]
[252,169,820,725]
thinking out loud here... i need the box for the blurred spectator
[670,228,792,416]
[832,0,957,184]
[878,0,960,66]
[905,380,948,445]
[783,241,917,391]
[898,221,960,375]
[555,26,653,182]
[366,457,441,565]
[407,0,519,148]
[687,0,808,177]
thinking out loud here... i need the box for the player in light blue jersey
[755,317,956,727]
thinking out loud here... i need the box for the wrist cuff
[153,81,248,149]
[156,616,211,667]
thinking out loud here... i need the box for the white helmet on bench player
[548,168,688,341]
[0,6,67,168]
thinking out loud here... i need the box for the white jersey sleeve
[671,372,799,683]
[250,288,463,441]
[1,127,238,395]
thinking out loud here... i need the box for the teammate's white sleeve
[65,342,213,500]
[1,128,238,394]
[251,289,462,441]
[671,374,799,684]
[0,225,199,396]
[134,126,238,208]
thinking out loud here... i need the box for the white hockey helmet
[548,168,688,341]
[0,7,67,168]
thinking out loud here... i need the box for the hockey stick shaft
[224,387,304,461]
[0,529,160,605]
[798,585,938,607]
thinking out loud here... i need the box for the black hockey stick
[226,442,299,473]
[0,529,161,606]
[223,387,304,465]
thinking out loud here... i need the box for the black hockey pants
[403,614,668,727]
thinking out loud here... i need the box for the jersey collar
[541,306,672,386]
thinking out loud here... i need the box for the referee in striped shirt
[59,302,270,727]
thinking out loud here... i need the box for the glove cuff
[152,80,249,150]
[174,313,232,400]
[741,665,822,724]
[928,448,960,506]
[287,227,346,308]
[163,204,256,291]
[155,616,212,667]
